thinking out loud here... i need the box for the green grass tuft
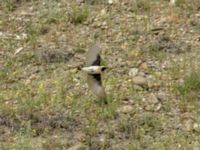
[69,5,90,25]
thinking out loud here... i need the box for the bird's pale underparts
[82,66,106,74]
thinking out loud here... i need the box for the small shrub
[176,72,200,95]
[75,42,86,53]
[175,71,200,112]
[2,0,16,11]
[69,5,89,24]
[131,0,151,12]
[25,22,39,47]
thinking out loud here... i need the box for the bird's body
[87,75,106,99]
[82,66,106,74]
[82,43,107,101]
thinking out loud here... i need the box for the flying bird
[82,43,107,102]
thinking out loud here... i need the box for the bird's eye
[102,67,107,71]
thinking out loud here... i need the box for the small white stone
[129,68,138,77]
[170,0,176,6]
[100,9,106,16]
[193,123,200,130]
[155,103,162,111]
[108,0,113,4]
[14,47,23,55]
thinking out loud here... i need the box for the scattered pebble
[140,62,148,71]
[155,103,162,111]
[128,68,138,77]
[133,85,143,91]
[108,0,113,4]
[157,92,166,102]
[68,143,86,150]
[149,93,159,104]
[193,123,200,132]
[182,119,194,132]
[14,47,23,55]
[117,105,134,114]
[132,76,148,87]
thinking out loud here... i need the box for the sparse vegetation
[175,71,200,112]
[1,0,16,11]
[25,21,39,47]
[1,0,200,149]
[176,71,200,95]
[69,4,90,25]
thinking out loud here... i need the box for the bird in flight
[82,43,107,102]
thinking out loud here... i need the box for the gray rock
[157,92,166,102]
[138,71,146,77]
[132,76,148,87]
[117,105,134,113]
[149,94,159,104]
[37,49,74,63]
[133,85,143,91]
[182,119,194,132]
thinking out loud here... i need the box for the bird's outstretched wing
[86,43,101,66]
[87,74,106,99]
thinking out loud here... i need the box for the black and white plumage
[82,43,107,100]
